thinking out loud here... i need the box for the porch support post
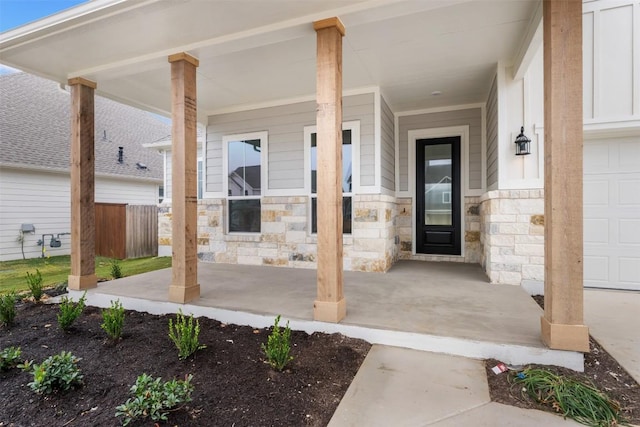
[168,52,200,303]
[541,0,589,352]
[313,17,346,323]
[68,77,97,291]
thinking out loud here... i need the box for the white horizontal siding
[206,93,375,193]
[398,108,483,192]
[486,75,499,189]
[0,167,158,261]
[380,95,395,191]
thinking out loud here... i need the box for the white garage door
[584,136,640,290]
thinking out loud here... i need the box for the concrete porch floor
[71,260,582,370]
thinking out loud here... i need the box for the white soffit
[0,0,537,116]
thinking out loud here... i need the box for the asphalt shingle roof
[0,72,169,181]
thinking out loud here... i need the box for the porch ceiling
[0,0,538,119]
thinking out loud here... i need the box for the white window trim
[222,131,268,234]
[304,121,360,235]
[407,125,468,256]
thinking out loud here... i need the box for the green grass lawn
[0,255,172,294]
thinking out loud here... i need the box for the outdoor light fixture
[514,126,531,156]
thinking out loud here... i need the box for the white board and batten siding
[583,0,640,130]
[0,167,159,261]
[397,108,483,194]
[204,93,375,196]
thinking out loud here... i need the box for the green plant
[0,293,17,327]
[513,367,627,427]
[115,373,194,426]
[168,310,206,359]
[57,292,86,330]
[25,269,44,302]
[20,351,83,394]
[261,315,293,371]
[101,299,125,340]
[110,258,123,279]
[0,346,21,371]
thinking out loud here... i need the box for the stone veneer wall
[480,190,545,286]
[396,196,482,263]
[158,195,398,273]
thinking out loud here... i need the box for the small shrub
[20,351,83,394]
[0,293,17,327]
[101,299,125,340]
[115,373,194,426]
[514,367,627,427]
[25,269,44,302]
[57,292,86,330]
[261,315,293,371]
[0,346,21,371]
[168,310,206,360]
[110,258,123,279]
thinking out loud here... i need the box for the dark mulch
[0,302,370,427]
[485,295,640,425]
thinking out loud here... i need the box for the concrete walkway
[329,346,581,426]
[329,288,640,426]
[585,289,640,384]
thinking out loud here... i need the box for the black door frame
[415,136,462,255]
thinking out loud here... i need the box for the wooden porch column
[313,17,346,323]
[541,0,589,352]
[68,77,97,291]
[168,52,200,303]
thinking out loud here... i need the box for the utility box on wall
[95,203,158,259]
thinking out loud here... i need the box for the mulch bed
[0,301,370,427]
[485,295,640,425]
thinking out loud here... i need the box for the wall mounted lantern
[514,126,531,156]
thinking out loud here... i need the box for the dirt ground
[0,301,370,427]
[485,296,639,425]
[2,293,637,426]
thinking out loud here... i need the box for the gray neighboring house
[0,72,170,261]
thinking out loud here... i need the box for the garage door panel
[619,180,640,205]
[584,136,640,291]
[584,143,610,171]
[585,218,609,243]
[584,256,610,282]
[619,219,640,244]
[619,258,640,284]
[584,180,609,205]
[619,141,640,169]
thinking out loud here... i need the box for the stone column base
[541,316,590,352]
[68,274,97,290]
[314,298,346,323]
[169,284,201,304]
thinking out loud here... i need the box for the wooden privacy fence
[95,203,158,259]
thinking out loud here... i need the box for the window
[223,132,267,233]
[306,122,359,234]
[197,159,203,200]
[158,185,164,204]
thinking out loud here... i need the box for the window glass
[197,160,203,199]
[310,130,352,194]
[309,129,352,234]
[227,137,262,233]
[228,139,261,196]
[229,199,261,233]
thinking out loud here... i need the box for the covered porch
[70,260,582,370]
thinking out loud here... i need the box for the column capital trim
[313,17,345,36]
[67,77,96,89]
[168,52,200,67]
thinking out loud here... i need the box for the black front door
[416,137,461,255]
